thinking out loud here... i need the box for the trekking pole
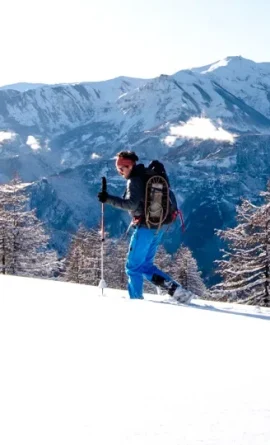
[98,176,107,295]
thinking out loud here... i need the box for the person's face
[116,164,133,179]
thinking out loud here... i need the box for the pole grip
[102,177,107,193]
[100,177,106,243]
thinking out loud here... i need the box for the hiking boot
[169,284,194,304]
[151,274,194,303]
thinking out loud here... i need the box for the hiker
[97,151,192,302]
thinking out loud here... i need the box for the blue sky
[1,0,270,86]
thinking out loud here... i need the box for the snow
[192,56,258,77]
[193,156,236,169]
[94,135,106,145]
[201,58,230,74]
[0,82,46,92]
[81,133,92,142]
[26,135,41,150]
[2,56,270,153]
[116,67,247,141]
[0,131,16,144]
[82,77,147,103]
[1,274,270,445]
[5,84,100,131]
[91,153,101,159]
[0,181,32,192]
[191,56,270,119]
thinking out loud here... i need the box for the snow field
[0,275,270,444]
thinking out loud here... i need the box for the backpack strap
[177,209,185,232]
[171,209,185,232]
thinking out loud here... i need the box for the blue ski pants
[125,226,173,299]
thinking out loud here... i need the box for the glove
[97,191,108,203]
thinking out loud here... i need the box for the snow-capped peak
[201,56,241,74]
[200,58,231,74]
[190,56,258,76]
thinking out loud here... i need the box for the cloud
[0,131,16,144]
[26,135,41,150]
[163,117,236,146]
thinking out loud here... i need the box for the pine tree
[0,204,8,275]
[170,246,206,296]
[64,226,103,285]
[64,227,85,283]
[0,176,58,277]
[214,188,270,306]
[81,228,102,285]
[105,236,129,290]
[156,245,172,274]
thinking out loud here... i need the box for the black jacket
[106,164,145,220]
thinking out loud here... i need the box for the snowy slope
[0,77,146,97]
[81,76,148,102]
[191,56,270,119]
[0,77,146,135]
[0,275,270,445]
[0,82,46,92]
[1,57,270,143]
[116,71,237,136]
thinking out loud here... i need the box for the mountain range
[1,55,270,284]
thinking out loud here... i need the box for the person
[97,151,193,302]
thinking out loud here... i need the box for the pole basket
[98,278,107,293]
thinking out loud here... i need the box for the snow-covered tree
[214,186,270,306]
[63,228,84,283]
[64,226,103,285]
[170,245,206,296]
[0,204,8,275]
[156,245,172,275]
[105,236,129,290]
[0,176,58,277]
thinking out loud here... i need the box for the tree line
[63,225,206,297]
[1,175,270,306]
[0,176,205,297]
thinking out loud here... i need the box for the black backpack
[143,160,184,230]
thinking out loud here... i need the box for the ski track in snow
[0,275,270,445]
